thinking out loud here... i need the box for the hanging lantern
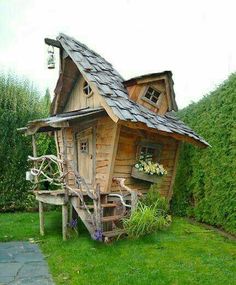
[47,46,55,69]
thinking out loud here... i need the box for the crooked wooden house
[21,33,209,241]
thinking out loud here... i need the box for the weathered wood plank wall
[95,116,117,192]
[55,129,76,187]
[64,75,101,112]
[111,125,178,198]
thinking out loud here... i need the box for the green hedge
[171,73,236,234]
[0,73,54,212]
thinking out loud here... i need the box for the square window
[143,87,161,105]
[138,142,162,162]
[80,140,88,153]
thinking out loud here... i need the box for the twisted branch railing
[27,154,100,236]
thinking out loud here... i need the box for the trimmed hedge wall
[171,73,236,234]
[0,73,54,212]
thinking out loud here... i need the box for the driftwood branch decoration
[28,155,64,188]
[112,177,142,213]
[28,154,99,233]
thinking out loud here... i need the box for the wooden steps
[71,195,125,241]
[79,203,117,210]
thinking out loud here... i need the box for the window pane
[144,87,161,104]
[80,140,88,153]
[145,92,151,99]
[151,96,158,103]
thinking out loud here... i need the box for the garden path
[0,241,54,285]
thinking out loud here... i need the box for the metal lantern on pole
[47,46,55,69]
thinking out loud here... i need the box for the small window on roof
[83,81,93,97]
[143,87,161,105]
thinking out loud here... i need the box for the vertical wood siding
[64,76,100,112]
[95,116,117,192]
[111,125,178,198]
[55,128,76,187]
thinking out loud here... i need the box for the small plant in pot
[135,153,167,176]
[131,154,167,183]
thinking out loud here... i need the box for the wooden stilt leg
[39,201,45,236]
[62,204,68,241]
[69,203,73,224]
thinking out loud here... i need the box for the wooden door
[77,128,94,186]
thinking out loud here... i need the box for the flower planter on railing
[131,167,163,183]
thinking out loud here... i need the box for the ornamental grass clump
[134,154,167,176]
[124,184,171,238]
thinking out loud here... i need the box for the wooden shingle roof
[55,33,209,147]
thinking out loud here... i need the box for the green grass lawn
[0,211,235,285]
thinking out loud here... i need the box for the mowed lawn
[0,211,235,285]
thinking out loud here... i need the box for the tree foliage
[0,73,54,211]
[171,73,236,234]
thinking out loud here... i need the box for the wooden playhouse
[20,33,209,241]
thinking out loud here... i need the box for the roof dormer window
[143,87,161,104]
[83,81,93,97]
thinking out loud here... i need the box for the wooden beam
[93,184,102,240]
[44,38,62,48]
[105,124,121,192]
[120,121,207,148]
[168,142,181,201]
[62,128,69,203]
[32,134,39,190]
[39,201,45,236]
[62,204,68,241]
[32,134,37,157]
[35,194,65,205]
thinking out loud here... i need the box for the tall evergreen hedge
[0,73,53,211]
[171,73,236,234]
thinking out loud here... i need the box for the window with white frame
[143,87,161,105]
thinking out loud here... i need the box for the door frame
[74,125,96,187]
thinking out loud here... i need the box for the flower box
[131,167,163,183]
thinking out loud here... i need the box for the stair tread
[103,229,126,237]
[102,215,123,222]
[102,203,117,208]
[80,203,117,209]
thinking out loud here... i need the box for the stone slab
[0,242,54,285]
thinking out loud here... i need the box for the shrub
[123,202,171,238]
[124,184,171,238]
[142,184,169,213]
[171,73,236,234]
[0,73,54,212]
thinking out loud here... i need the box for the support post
[39,201,45,236]
[32,134,38,186]
[131,191,138,214]
[93,184,102,241]
[69,203,73,224]
[62,128,69,203]
[62,204,68,241]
